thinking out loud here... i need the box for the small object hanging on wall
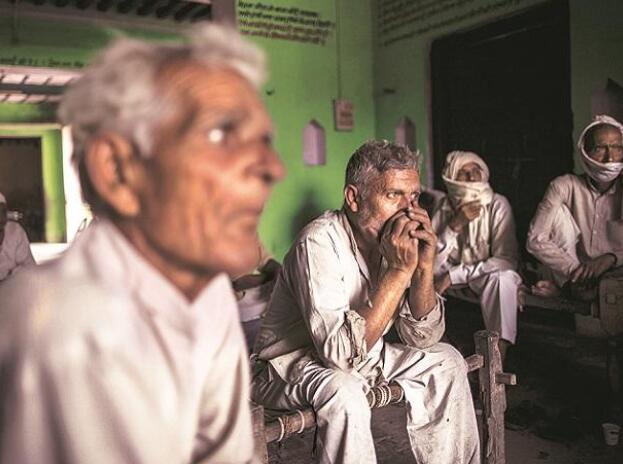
[394,116,415,150]
[303,119,326,166]
[333,99,354,131]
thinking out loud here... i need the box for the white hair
[58,24,266,165]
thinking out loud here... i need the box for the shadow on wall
[290,189,324,241]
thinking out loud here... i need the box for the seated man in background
[0,24,285,463]
[252,140,479,464]
[233,242,281,348]
[527,115,623,300]
[0,192,35,282]
[432,151,521,362]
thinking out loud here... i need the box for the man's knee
[428,343,469,377]
[487,269,521,286]
[315,370,370,419]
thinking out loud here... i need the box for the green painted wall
[239,0,376,259]
[0,4,376,255]
[569,0,623,172]
[373,0,623,181]
[372,0,546,186]
[0,16,180,242]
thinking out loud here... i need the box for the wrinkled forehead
[593,124,623,141]
[458,161,483,172]
[372,168,420,190]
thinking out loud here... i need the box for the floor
[265,297,623,463]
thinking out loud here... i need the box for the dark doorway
[0,137,45,242]
[431,0,573,250]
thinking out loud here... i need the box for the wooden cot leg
[475,330,516,464]
[251,402,269,464]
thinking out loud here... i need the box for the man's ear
[344,184,360,213]
[84,133,146,217]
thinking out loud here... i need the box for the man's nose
[261,148,286,185]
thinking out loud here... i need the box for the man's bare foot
[531,280,560,298]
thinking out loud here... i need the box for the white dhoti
[251,342,479,464]
[449,269,522,344]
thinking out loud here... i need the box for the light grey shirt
[0,221,35,281]
[254,209,445,384]
[0,220,254,464]
[527,174,623,275]
[432,193,519,285]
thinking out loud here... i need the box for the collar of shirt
[70,219,233,338]
[583,173,622,197]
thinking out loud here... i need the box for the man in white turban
[0,193,35,282]
[432,151,521,361]
[527,115,623,300]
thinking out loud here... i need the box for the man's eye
[206,121,236,145]
[387,192,396,199]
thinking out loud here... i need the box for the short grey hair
[345,140,420,197]
[58,24,266,211]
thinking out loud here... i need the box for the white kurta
[432,194,521,344]
[0,220,35,281]
[527,174,623,283]
[252,210,479,464]
[0,220,255,464]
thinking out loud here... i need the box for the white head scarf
[442,151,494,207]
[578,115,623,184]
[441,151,494,264]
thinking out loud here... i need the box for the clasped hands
[379,205,437,286]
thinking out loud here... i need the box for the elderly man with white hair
[527,115,623,300]
[252,140,479,464]
[0,193,35,282]
[432,151,521,361]
[0,25,285,464]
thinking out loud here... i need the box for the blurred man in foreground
[0,25,284,464]
[252,141,479,464]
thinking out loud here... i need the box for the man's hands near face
[449,200,482,232]
[570,254,616,285]
[379,205,437,285]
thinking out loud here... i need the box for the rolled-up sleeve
[394,293,445,349]
[286,232,367,373]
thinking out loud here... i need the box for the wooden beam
[475,330,509,464]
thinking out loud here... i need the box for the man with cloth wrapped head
[527,115,623,300]
[432,151,521,362]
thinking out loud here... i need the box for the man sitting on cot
[252,140,479,464]
[432,151,521,362]
[527,115,623,300]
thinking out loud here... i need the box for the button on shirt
[253,210,445,385]
[0,221,35,281]
[0,220,254,464]
[527,174,623,276]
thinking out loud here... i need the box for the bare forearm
[408,267,436,319]
[356,269,409,348]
